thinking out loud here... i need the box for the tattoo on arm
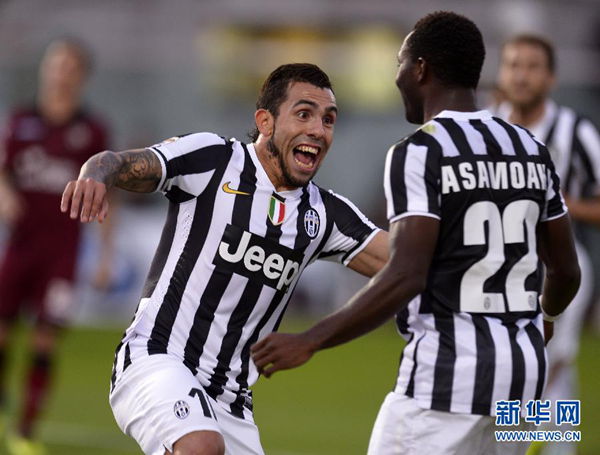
[81,149,162,193]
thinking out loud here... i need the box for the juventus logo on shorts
[303,209,320,238]
[174,400,190,419]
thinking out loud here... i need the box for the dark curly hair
[248,63,333,142]
[407,11,485,89]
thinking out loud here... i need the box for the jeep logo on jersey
[303,209,320,238]
[214,224,304,292]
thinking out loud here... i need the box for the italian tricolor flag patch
[268,194,286,225]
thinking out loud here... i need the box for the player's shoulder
[563,106,600,133]
[551,102,599,130]
[552,102,579,121]
[311,183,362,213]
[306,181,330,204]
[499,116,539,140]
[153,131,233,152]
[492,115,549,156]
[310,182,341,202]
[386,123,444,163]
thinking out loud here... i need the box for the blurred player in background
[0,38,111,453]
[61,63,388,455]
[495,33,600,455]
[252,12,581,455]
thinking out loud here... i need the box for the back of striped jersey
[385,110,566,415]
[386,110,566,319]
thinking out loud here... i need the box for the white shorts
[109,354,264,455]
[367,392,533,455]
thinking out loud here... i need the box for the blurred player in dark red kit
[0,38,111,453]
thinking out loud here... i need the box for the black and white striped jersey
[495,100,600,200]
[385,110,567,416]
[110,132,379,418]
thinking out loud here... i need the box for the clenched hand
[251,332,317,378]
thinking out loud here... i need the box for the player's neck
[253,138,296,192]
[37,91,80,126]
[422,88,478,123]
[507,101,546,128]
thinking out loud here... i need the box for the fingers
[250,337,271,362]
[251,337,279,377]
[98,198,110,223]
[251,346,273,371]
[69,179,85,219]
[254,353,280,378]
[80,180,96,222]
[61,178,108,223]
[250,336,269,353]
[61,181,75,213]
[88,184,107,222]
[262,365,278,378]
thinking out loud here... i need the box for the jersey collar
[434,109,493,121]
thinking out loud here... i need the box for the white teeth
[296,145,318,155]
[294,157,314,169]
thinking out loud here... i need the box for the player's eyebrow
[293,99,338,115]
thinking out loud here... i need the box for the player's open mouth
[293,144,319,170]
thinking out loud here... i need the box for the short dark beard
[267,128,310,188]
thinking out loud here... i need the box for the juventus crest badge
[303,208,320,238]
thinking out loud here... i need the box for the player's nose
[306,118,326,140]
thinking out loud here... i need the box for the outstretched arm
[346,230,389,277]
[251,215,439,377]
[60,148,162,223]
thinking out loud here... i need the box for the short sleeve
[317,190,380,266]
[384,137,442,223]
[149,132,231,202]
[539,143,568,222]
[573,118,600,196]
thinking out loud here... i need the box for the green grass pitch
[2,319,598,454]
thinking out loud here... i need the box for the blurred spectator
[0,38,112,454]
[495,34,600,455]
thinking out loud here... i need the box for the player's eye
[323,115,335,126]
[297,111,310,119]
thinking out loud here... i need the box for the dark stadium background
[0,1,598,453]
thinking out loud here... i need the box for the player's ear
[255,109,274,138]
[415,57,427,83]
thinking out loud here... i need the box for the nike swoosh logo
[222,182,250,196]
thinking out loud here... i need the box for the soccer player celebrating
[251,13,581,455]
[0,39,111,453]
[495,33,600,455]
[61,63,388,455]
